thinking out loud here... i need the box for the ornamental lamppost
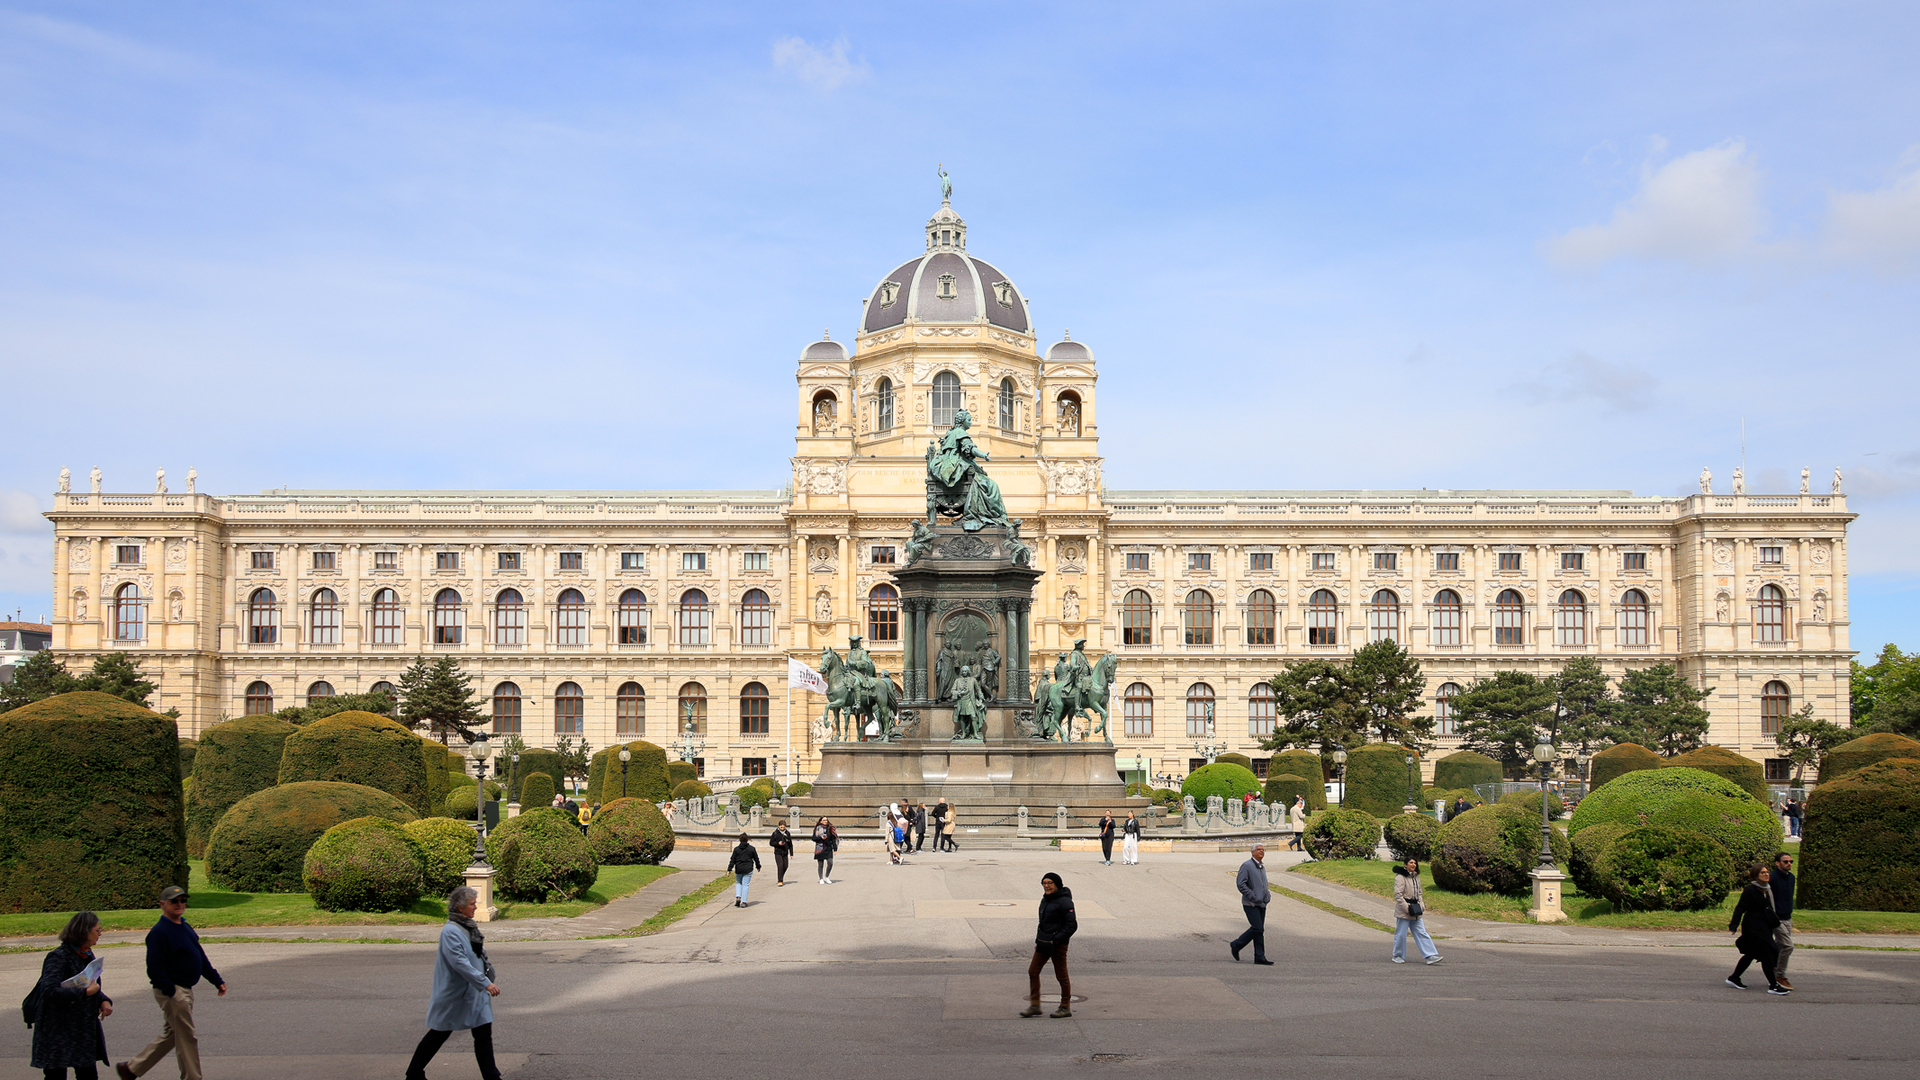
[1533,733,1558,867]
[507,751,521,807]
[1191,701,1224,765]
[1332,746,1349,809]
[1403,753,1419,813]
[618,745,632,799]
[466,736,495,865]
[678,700,707,765]
[1526,730,1569,922]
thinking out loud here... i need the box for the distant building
[0,621,53,685]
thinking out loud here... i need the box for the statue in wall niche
[1800,467,1810,495]
[814,591,832,621]
[924,409,1010,531]
[1699,466,1712,494]
[1062,588,1081,622]
[89,467,101,494]
[73,593,87,621]
[187,466,197,494]
[1058,397,1081,437]
[949,665,986,742]
[812,397,835,436]
[170,594,184,621]
[57,467,70,493]
[978,644,1001,698]
[1731,466,1745,495]
[1812,594,1827,622]
[935,640,960,700]
[1715,593,1731,622]
[1833,468,1844,495]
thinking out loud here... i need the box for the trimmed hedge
[666,760,698,787]
[1569,768,1781,885]
[419,740,456,818]
[1343,743,1422,817]
[207,781,417,893]
[1594,826,1734,911]
[447,771,477,789]
[1305,808,1381,860]
[735,785,773,811]
[0,692,189,913]
[1433,750,1503,793]
[585,797,676,865]
[1432,803,1570,895]
[179,738,197,776]
[1817,733,1920,784]
[405,817,479,896]
[1183,762,1261,805]
[1798,757,1920,911]
[587,741,670,803]
[442,780,507,820]
[1590,742,1662,789]
[1665,745,1768,802]
[1499,788,1565,818]
[519,772,556,809]
[1384,813,1440,861]
[511,749,564,794]
[1269,749,1326,787]
[187,715,297,858]
[277,711,433,816]
[1263,773,1320,810]
[671,779,713,801]
[1216,752,1253,771]
[485,807,598,901]
[302,817,426,912]
[1569,820,1635,897]
[786,782,813,797]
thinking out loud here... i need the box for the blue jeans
[1230,904,1267,961]
[1394,917,1437,961]
[1790,818,1801,837]
[735,872,752,902]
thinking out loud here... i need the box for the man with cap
[117,885,226,1080]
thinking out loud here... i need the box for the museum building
[42,198,1857,786]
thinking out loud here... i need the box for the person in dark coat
[1021,872,1078,1018]
[913,803,928,852]
[1727,863,1789,994]
[1770,851,1797,989]
[768,823,794,886]
[813,818,839,884]
[120,884,225,1080]
[728,833,762,907]
[1098,812,1116,865]
[33,912,113,1080]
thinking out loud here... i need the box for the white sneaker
[1391,957,1406,964]
[1426,955,1444,965]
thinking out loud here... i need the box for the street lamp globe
[618,747,631,763]
[1331,747,1349,809]
[468,737,492,765]
[1532,735,1557,764]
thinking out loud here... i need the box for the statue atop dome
[938,162,952,201]
[925,409,1010,531]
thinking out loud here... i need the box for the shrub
[1665,745,1768,802]
[485,808,598,901]
[586,741,670,803]
[1569,767,1780,882]
[1342,743,1422,817]
[187,716,297,857]
[1817,733,1920,784]
[519,772,556,809]
[1569,820,1635,897]
[1798,757,1920,911]
[1126,782,1152,797]
[511,749,564,795]
[206,781,417,893]
[1305,808,1381,860]
[277,711,433,816]
[444,785,479,820]
[1182,763,1261,805]
[1590,742,1662,789]
[447,771,477,789]
[1384,813,1439,861]
[735,785,773,811]
[1431,804,1570,895]
[1216,752,1253,771]
[672,779,713,801]
[1594,826,1735,911]
[405,817,479,896]
[1433,750,1503,793]
[302,817,426,912]
[786,782,813,797]
[751,776,779,793]
[666,760,698,787]
[1263,773,1321,810]
[418,740,455,817]
[1269,748,1325,788]
[179,738,198,776]
[0,692,189,913]
[1499,788,1565,818]
[585,797,676,865]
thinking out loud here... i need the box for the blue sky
[2,2,1916,652]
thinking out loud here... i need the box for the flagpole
[784,660,793,789]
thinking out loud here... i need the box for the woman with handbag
[1727,862,1789,994]
[31,911,113,1080]
[813,817,838,884]
[1391,859,1442,965]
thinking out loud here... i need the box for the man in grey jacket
[1229,844,1274,965]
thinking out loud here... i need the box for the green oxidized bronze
[925,409,1010,531]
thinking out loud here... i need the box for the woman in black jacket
[728,833,762,908]
[32,911,114,1080]
[768,823,793,887]
[812,818,839,884]
[1021,872,1078,1019]
[1098,812,1116,865]
[1727,863,1789,995]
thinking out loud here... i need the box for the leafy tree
[1346,639,1433,748]
[1451,671,1556,774]
[1259,641,1432,755]
[79,653,158,707]
[1773,704,1852,783]
[395,656,486,745]
[497,733,530,789]
[555,736,594,794]
[1550,656,1615,756]
[1611,664,1713,756]
[272,690,396,726]
[1852,643,1920,738]
[1,652,163,713]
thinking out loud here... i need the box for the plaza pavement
[4,847,1916,1079]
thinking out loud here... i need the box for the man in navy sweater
[117,885,226,1080]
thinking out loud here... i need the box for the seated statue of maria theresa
[926,409,1009,531]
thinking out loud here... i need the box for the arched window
[810,390,837,436]
[931,370,963,426]
[248,588,278,645]
[739,589,773,645]
[369,680,395,697]
[1057,391,1082,436]
[308,681,335,702]
[1761,680,1791,734]
[1123,682,1154,737]
[310,588,340,645]
[554,681,584,734]
[1308,589,1338,646]
[434,588,463,645]
[678,681,707,734]
[1122,589,1153,645]
[617,589,647,645]
[1620,589,1650,647]
[1369,589,1400,644]
[616,682,645,735]
[1435,682,1463,736]
[1247,682,1277,737]
[678,589,710,645]
[1246,589,1276,646]
[998,377,1016,431]
[1754,585,1788,643]
[493,589,525,645]
[1432,589,1462,647]
[370,588,402,645]
[491,682,521,734]
[1555,589,1587,646]
[740,681,770,734]
[1186,683,1216,737]
[1183,589,1215,645]
[554,588,587,646]
[867,584,900,642]
[1493,589,1525,645]
[244,680,273,715]
[875,377,895,433]
[113,583,146,641]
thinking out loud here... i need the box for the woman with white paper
[30,911,114,1080]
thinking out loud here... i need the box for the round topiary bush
[1155,788,1182,808]
[1499,788,1565,818]
[1569,820,1635,897]
[485,807,598,901]
[735,785,772,810]
[786,782,813,797]
[1268,749,1326,796]
[444,784,479,820]
[1665,745,1768,802]
[418,740,456,819]
[206,781,418,893]
[302,817,427,912]
[586,741,671,803]
[1593,826,1734,911]
[0,692,190,913]
[671,779,712,801]
[1263,773,1320,809]
[1569,767,1781,882]
[1798,757,1920,911]
[1342,743,1423,817]
[1590,742,1662,789]
[277,711,433,816]
[1816,733,1920,784]
[1433,750,1503,793]
[1216,752,1253,771]
[519,772,556,809]
[405,817,480,896]
[511,749,564,794]
[187,715,298,858]
[1431,804,1571,895]
[447,771,477,789]
[1384,813,1440,861]
[666,760,698,787]
[1182,762,1261,805]
[1305,808,1381,860]
[585,797,676,865]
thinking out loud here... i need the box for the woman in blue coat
[405,887,503,1080]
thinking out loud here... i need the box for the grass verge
[619,873,733,937]
[1271,883,1392,933]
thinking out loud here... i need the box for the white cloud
[1823,152,1920,274]
[772,36,865,92]
[1549,140,1767,268]
[1512,351,1656,414]
[0,490,51,594]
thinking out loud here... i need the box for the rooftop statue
[938,162,952,201]
[925,408,1010,531]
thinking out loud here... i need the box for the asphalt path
[5,850,1914,1079]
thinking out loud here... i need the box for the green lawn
[0,862,677,939]
[1288,858,1920,935]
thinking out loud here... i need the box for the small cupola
[925,200,967,252]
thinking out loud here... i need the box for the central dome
[861,200,1030,336]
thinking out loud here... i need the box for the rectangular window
[870,547,895,566]
[1374,552,1397,571]
[374,551,398,570]
[1764,758,1792,782]
[1189,552,1211,572]
[1759,546,1783,566]
[1562,552,1584,571]
[1126,552,1150,571]
[1624,552,1647,570]
[436,551,460,571]
[250,551,274,570]
[1312,552,1336,571]
[1498,552,1522,571]
[559,551,584,571]
[1188,758,1207,775]
[692,757,706,779]
[1249,552,1273,571]
[1435,552,1460,571]
[312,551,336,571]
[498,552,521,571]
[744,551,770,571]
[116,545,141,565]
[681,552,706,571]
[742,758,767,777]
[621,552,645,570]
[1252,759,1269,781]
